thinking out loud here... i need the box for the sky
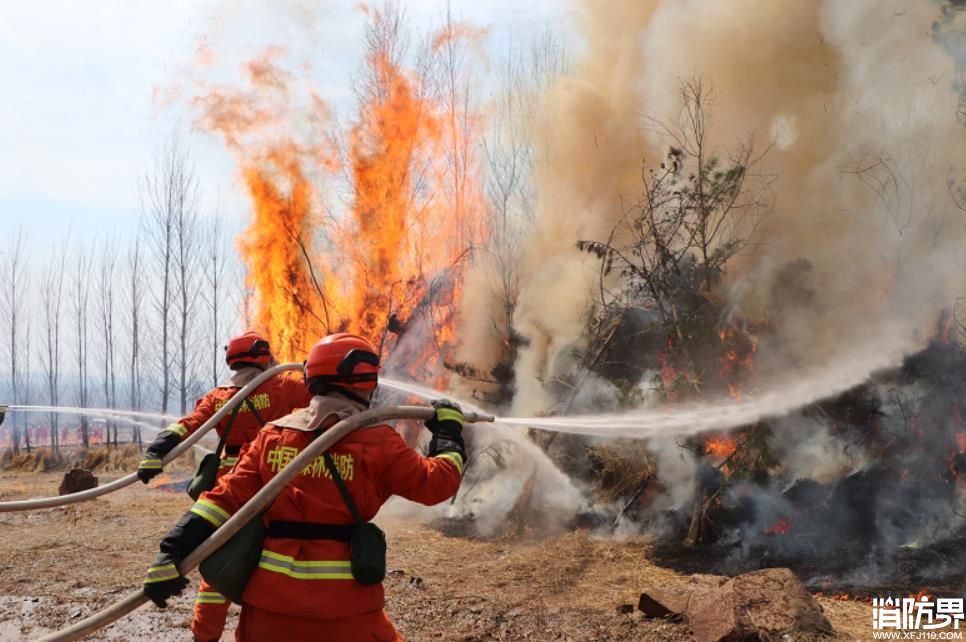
[0,0,569,261]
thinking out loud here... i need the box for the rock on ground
[687,568,833,642]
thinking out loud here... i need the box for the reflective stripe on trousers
[257,550,354,580]
[195,591,227,605]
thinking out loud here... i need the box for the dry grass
[585,441,658,500]
[0,471,876,641]
[0,444,198,474]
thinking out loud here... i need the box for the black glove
[143,552,189,608]
[425,399,467,467]
[160,511,218,559]
[144,510,218,607]
[137,430,181,484]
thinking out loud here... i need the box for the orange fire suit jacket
[165,370,312,469]
[190,407,463,620]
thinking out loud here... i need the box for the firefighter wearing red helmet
[143,333,466,642]
[138,331,312,642]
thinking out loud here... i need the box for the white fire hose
[34,405,494,642]
[0,363,304,512]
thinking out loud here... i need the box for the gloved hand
[137,456,164,484]
[426,399,467,467]
[426,399,464,434]
[143,552,189,608]
[137,430,181,484]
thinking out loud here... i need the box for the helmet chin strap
[309,380,371,408]
[335,388,371,408]
[230,361,270,372]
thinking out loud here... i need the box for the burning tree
[575,80,770,403]
[545,80,777,545]
[192,2,488,383]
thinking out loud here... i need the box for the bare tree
[431,2,477,253]
[577,79,770,396]
[97,238,119,445]
[173,174,202,414]
[480,28,569,335]
[70,245,93,449]
[38,233,69,451]
[203,214,232,388]
[142,133,200,417]
[1,229,29,454]
[19,321,33,452]
[125,233,146,446]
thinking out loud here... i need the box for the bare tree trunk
[204,215,231,388]
[174,174,201,415]
[98,239,119,446]
[143,133,198,420]
[20,322,32,453]
[39,234,69,452]
[127,234,145,447]
[71,246,93,449]
[1,229,29,455]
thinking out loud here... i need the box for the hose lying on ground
[0,364,303,513]
[34,405,494,642]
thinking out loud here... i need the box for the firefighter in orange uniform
[142,333,467,641]
[138,331,312,642]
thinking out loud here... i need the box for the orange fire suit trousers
[192,577,231,642]
[235,606,402,642]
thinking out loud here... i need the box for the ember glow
[705,434,738,460]
[763,517,791,536]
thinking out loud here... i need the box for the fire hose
[0,363,304,513]
[33,405,494,642]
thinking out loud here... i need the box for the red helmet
[305,333,380,392]
[225,331,273,369]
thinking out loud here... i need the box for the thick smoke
[508,0,659,417]
[463,0,966,425]
[451,0,966,552]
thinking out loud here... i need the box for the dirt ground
[0,471,874,642]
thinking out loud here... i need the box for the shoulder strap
[324,451,363,525]
[245,397,266,427]
[214,398,245,460]
[217,392,266,454]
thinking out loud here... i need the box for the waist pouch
[350,522,387,585]
[186,454,221,501]
[323,451,387,586]
[199,514,266,605]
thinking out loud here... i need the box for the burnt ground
[0,471,873,641]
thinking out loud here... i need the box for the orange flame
[237,150,326,360]
[193,12,487,371]
[718,324,758,400]
[705,434,738,460]
[148,472,174,489]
